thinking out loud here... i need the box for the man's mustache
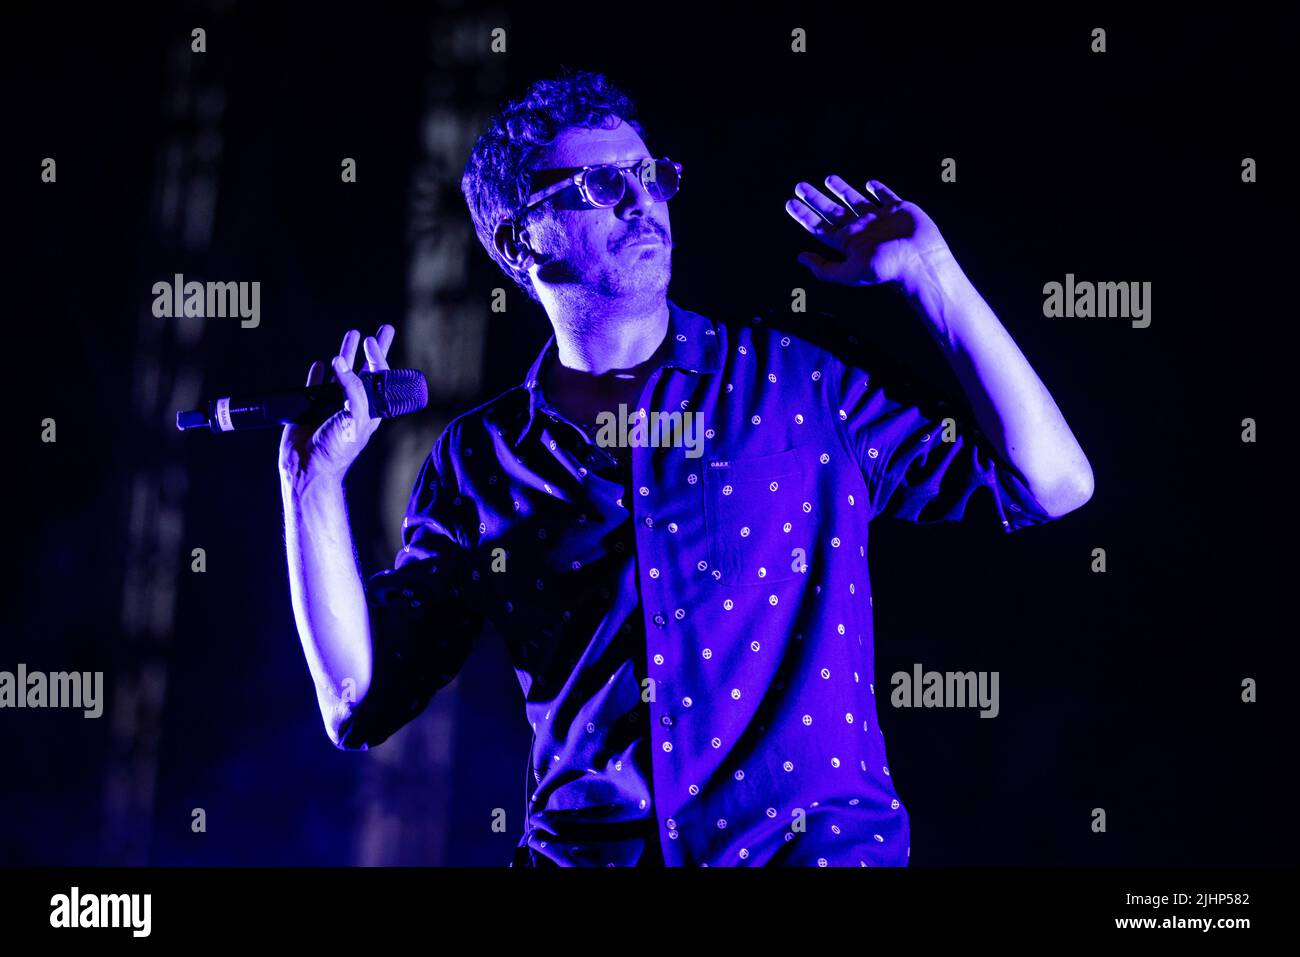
[615,225,669,249]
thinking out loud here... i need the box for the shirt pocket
[703,445,812,587]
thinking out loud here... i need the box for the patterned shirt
[340,297,1058,866]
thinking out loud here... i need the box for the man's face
[519,119,673,300]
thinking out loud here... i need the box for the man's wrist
[898,247,965,300]
[898,251,983,350]
[281,470,346,511]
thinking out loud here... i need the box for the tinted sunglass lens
[646,161,680,201]
[584,167,626,206]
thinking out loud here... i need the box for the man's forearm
[899,252,1094,517]
[281,477,374,741]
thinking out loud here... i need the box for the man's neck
[541,316,671,434]
[547,297,670,375]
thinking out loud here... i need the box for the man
[278,69,1093,867]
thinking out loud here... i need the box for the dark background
[3,4,1295,866]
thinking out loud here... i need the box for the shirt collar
[510,297,722,450]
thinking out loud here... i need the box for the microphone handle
[204,383,347,432]
[177,369,427,432]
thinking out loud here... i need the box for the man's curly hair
[461,68,648,303]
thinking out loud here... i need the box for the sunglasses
[520,156,683,215]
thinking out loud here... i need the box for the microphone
[176,368,428,432]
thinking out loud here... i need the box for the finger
[793,181,853,228]
[365,326,394,372]
[825,174,878,216]
[796,251,842,283]
[363,335,389,374]
[331,355,371,423]
[306,360,326,387]
[867,180,903,207]
[338,329,361,370]
[785,198,839,244]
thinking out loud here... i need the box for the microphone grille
[373,368,429,418]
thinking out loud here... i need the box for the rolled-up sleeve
[335,428,485,751]
[830,351,1056,533]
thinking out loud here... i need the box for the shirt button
[643,517,653,527]
[653,613,666,627]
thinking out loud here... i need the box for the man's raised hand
[278,324,396,492]
[786,176,952,287]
